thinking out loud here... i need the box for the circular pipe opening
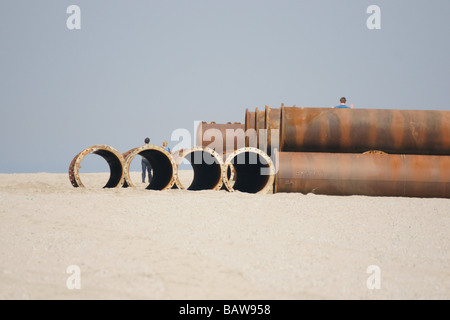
[123,145,175,190]
[223,147,275,194]
[69,145,125,188]
[174,147,224,191]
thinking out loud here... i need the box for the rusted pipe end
[123,145,176,190]
[68,145,125,188]
[173,146,224,191]
[223,147,275,194]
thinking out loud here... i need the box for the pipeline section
[246,106,450,155]
[173,146,224,191]
[223,147,275,194]
[68,145,125,188]
[122,145,176,190]
[275,152,450,198]
[279,107,450,154]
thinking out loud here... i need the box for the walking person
[142,137,152,183]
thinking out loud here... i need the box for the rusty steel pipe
[123,145,176,190]
[173,146,224,191]
[223,147,275,194]
[275,152,450,198]
[69,145,125,188]
[280,106,450,155]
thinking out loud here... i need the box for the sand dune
[0,171,449,299]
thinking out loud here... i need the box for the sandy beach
[0,171,449,300]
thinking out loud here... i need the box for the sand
[0,171,449,300]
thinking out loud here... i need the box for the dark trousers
[142,158,152,183]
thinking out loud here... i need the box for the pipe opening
[93,150,124,188]
[69,145,124,188]
[176,149,223,190]
[140,149,174,190]
[123,145,175,190]
[224,148,274,194]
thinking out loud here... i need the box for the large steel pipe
[280,106,450,155]
[275,152,450,198]
[69,145,125,188]
[223,147,275,194]
[173,146,224,190]
[123,145,175,190]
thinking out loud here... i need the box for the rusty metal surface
[280,106,450,155]
[245,109,256,131]
[244,109,257,148]
[196,121,246,157]
[68,145,125,188]
[245,105,283,152]
[173,146,224,191]
[264,105,281,154]
[223,147,275,194]
[275,152,450,198]
[255,107,267,151]
[122,144,176,190]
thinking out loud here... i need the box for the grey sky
[0,0,449,173]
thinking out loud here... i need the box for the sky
[0,0,449,173]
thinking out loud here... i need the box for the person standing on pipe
[332,97,354,109]
[142,137,153,183]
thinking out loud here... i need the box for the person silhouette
[142,137,152,183]
[333,97,354,109]
[162,141,171,152]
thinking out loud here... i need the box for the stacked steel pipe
[69,104,450,197]
[242,105,450,198]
